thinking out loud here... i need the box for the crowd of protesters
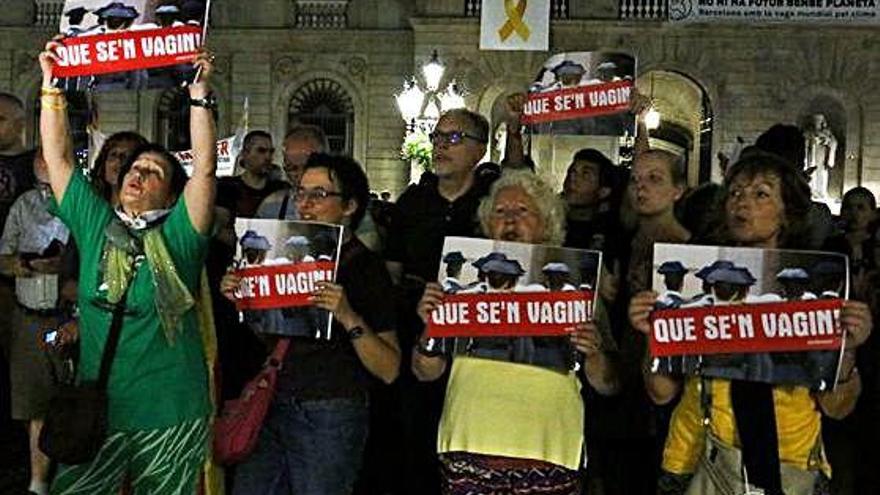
[0,41,877,495]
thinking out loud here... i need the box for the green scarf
[102,218,194,344]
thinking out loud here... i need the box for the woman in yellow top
[414,170,620,494]
[629,151,873,495]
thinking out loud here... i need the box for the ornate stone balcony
[619,0,667,19]
[34,0,64,28]
[294,0,349,29]
[464,0,571,19]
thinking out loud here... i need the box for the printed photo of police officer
[435,237,603,371]
[650,243,849,390]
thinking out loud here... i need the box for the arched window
[155,87,190,151]
[288,79,354,155]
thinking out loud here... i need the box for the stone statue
[803,114,837,199]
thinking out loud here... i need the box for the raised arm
[183,52,217,235]
[38,41,74,203]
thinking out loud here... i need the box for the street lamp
[395,50,466,182]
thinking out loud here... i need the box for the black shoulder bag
[39,288,130,465]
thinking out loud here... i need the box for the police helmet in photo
[658,261,688,275]
[95,2,140,19]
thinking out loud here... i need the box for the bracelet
[40,86,63,96]
[40,97,68,111]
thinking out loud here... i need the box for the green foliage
[401,130,433,172]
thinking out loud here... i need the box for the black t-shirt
[385,171,496,284]
[216,175,288,218]
[277,236,397,399]
[0,150,37,234]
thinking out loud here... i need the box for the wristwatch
[346,325,365,341]
[189,92,217,110]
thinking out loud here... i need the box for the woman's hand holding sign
[220,272,241,302]
[413,282,448,382]
[569,321,602,357]
[816,298,871,419]
[629,290,658,336]
[840,299,872,348]
[311,281,356,327]
[416,282,445,325]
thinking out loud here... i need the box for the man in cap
[684,260,736,307]
[62,7,92,36]
[238,230,271,266]
[92,2,140,32]
[181,0,205,24]
[707,265,756,305]
[547,60,587,90]
[483,257,526,292]
[584,61,623,85]
[812,259,846,299]
[131,3,183,29]
[542,262,576,291]
[284,235,314,263]
[656,261,688,309]
[461,252,508,294]
[441,251,466,293]
[775,267,816,301]
[155,3,185,27]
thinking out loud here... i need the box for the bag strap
[278,193,290,220]
[266,338,291,370]
[96,286,131,390]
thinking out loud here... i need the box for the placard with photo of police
[51,0,209,91]
[230,218,343,340]
[425,236,602,371]
[648,243,849,390]
[523,51,636,137]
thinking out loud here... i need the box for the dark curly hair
[117,143,189,201]
[723,151,812,249]
[90,131,148,201]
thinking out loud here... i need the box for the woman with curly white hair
[413,169,619,494]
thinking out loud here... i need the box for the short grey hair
[440,108,489,143]
[284,124,328,152]
[478,170,567,246]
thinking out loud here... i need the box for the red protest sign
[521,80,633,125]
[648,299,843,357]
[52,25,202,78]
[232,261,335,311]
[426,290,594,338]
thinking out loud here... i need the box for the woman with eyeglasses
[413,170,619,494]
[38,40,217,493]
[221,153,400,495]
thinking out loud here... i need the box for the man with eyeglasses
[384,108,498,495]
[254,125,326,221]
[255,125,384,253]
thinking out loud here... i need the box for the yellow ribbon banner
[498,0,531,42]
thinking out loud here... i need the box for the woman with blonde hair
[414,170,619,494]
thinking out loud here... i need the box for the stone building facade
[1,0,878,197]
